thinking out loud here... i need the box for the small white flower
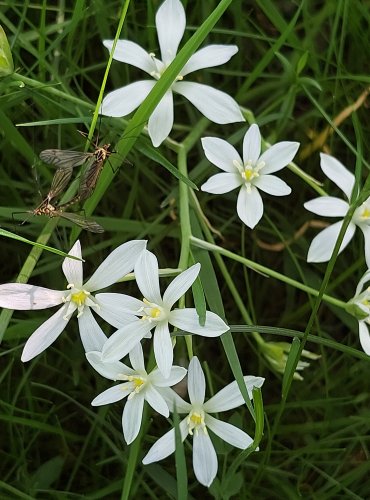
[142,356,265,487]
[101,0,244,147]
[100,250,229,377]
[0,240,146,361]
[347,269,370,355]
[201,124,299,229]
[304,153,370,266]
[88,343,187,444]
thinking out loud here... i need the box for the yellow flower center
[187,409,207,435]
[140,298,167,323]
[71,290,89,307]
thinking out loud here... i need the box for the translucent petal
[101,81,156,117]
[95,293,143,328]
[193,431,218,487]
[156,0,185,64]
[204,376,265,413]
[236,185,263,229]
[0,284,65,310]
[123,394,144,444]
[84,240,147,292]
[242,124,261,164]
[158,387,191,413]
[201,172,242,194]
[163,263,200,309]
[188,356,205,405]
[181,45,238,76]
[253,175,291,196]
[205,414,253,449]
[86,351,132,380]
[307,221,356,262]
[62,240,83,286]
[103,39,157,75]
[134,250,162,304]
[151,366,187,387]
[169,308,228,336]
[258,141,300,174]
[145,385,169,417]
[153,321,173,378]
[174,81,245,123]
[359,322,370,355]
[102,320,152,362]
[91,384,129,406]
[21,304,69,362]
[77,307,108,352]
[201,137,241,173]
[148,91,174,147]
[359,224,370,269]
[304,197,349,217]
[320,153,355,200]
[128,342,145,371]
[142,419,189,464]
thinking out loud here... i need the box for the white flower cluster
[0,240,263,486]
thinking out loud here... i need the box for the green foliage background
[0,0,369,498]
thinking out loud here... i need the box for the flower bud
[0,25,14,76]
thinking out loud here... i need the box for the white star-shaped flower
[347,269,370,355]
[101,0,244,146]
[0,240,146,361]
[304,153,370,266]
[100,250,229,377]
[142,356,265,487]
[87,343,187,444]
[201,124,299,228]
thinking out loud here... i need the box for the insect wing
[57,211,104,233]
[78,158,105,201]
[47,167,74,202]
[40,149,92,169]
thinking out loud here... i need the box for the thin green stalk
[190,236,347,309]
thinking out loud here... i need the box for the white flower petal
[145,385,169,417]
[156,0,185,64]
[101,81,156,117]
[134,250,162,304]
[148,91,174,147]
[158,387,191,413]
[359,322,370,355]
[188,356,205,405]
[307,220,356,262]
[201,172,243,194]
[259,141,300,174]
[169,308,228,336]
[304,197,349,217]
[77,307,108,352]
[102,320,152,362]
[242,124,261,164]
[151,366,187,387]
[153,322,173,378]
[163,263,200,309]
[355,269,370,296]
[128,342,145,371]
[84,240,147,292]
[91,383,129,406]
[174,81,245,124]
[204,376,265,413]
[205,414,253,449]
[86,351,132,380]
[253,175,291,196]
[193,431,218,487]
[62,240,83,286]
[95,293,143,328]
[236,185,263,229]
[201,137,241,173]
[0,284,65,310]
[21,304,69,362]
[181,45,238,76]
[142,419,189,464]
[320,153,355,200]
[103,39,157,75]
[123,394,145,444]
[360,225,370,268]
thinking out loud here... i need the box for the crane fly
[39,143,112,207]
[28,200,104,233]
